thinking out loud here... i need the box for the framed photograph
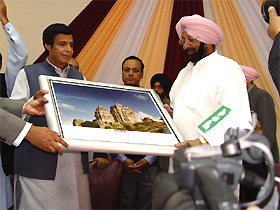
[39,75,183,156]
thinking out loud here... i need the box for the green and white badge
[196,105,252,146]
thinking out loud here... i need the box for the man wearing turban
[165,15,251,147]
[239,65,278,202]
[150,73,172,105]
[240,65,278,162]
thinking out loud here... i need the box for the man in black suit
[267,6,280,95]
[240,65,278,202]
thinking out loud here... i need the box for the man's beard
[184,42,205,63]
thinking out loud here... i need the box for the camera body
[261,0,280,23]
[152,129,275,210]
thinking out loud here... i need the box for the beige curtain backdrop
[138,0,174,88]
[212,0,280,150]
[76,0,133,81]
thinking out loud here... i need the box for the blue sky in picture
[52,82,163,126]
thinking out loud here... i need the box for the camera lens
[261,0,280,23]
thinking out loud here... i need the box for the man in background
[69,57,81,72]
[0,0,28,185]
[0,0,28,97]
[267,6,280,95]
[150,73,172,172]
[240,65,278,162]
[239,65,278,201]
[117,56,160,209]
[150,73,172,105]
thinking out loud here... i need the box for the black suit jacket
[268,32,280,95]
[248,85,279,162]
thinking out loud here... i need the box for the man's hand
[174,139,201,148]
[0,0,8,26]
[132,158,149,174]
[94,158,109,169]
[254,120,263,135]
[122,158,136,173]
[22,97,48,116]
[33,90,49,100]
[268,6,280,40]
[25,125,69,154]
[163,104,173,117]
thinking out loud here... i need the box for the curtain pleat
[235,0,273,70]
[163,0,204,83]
[93,0,157,84]
[77,0,133,81]
[34,0,116,64]
[137,0,174,88]
[212,0,280,147]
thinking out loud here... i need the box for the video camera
[261,0,280,23]
[152,128,276,210]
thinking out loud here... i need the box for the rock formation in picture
[73,103,168,134]
[95,106,115,123]
[110,103,139,123]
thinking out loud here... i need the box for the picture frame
[39,75,183,156]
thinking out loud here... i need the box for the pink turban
[176,14,224,48]
[240,65,259,82]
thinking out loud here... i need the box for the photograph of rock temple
[52,82,170,134]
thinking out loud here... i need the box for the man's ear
[45,43,52,51]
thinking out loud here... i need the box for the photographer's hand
[268,6,280,40]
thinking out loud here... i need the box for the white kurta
[170,51,251,142]
[10,63,91,209]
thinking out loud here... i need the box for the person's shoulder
[254,86,272,97]
[177,64,191,77]
[215,53,238,65]
[252,86,274,101]
[25,62,44,68]
[24,61,46,71]
[212,54,241,73]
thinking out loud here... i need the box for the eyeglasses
[178,37,195,46]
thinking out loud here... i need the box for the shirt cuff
[117,154,127,163]
[22,96,34,120]
[144,155,157,165]
[3,22,15,34]
[12,122,32,147]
